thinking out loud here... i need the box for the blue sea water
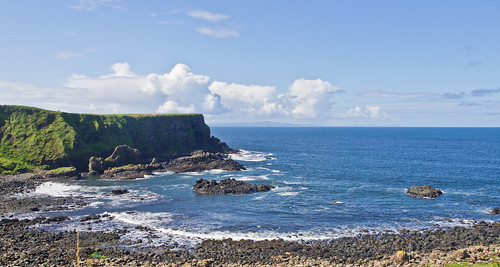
[14,127,500,245]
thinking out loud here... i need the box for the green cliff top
[0,105,211,174]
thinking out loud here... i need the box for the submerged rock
[193,178,274,194]
[111,189,129,195]
[406,185,442,199]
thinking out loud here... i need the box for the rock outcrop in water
[193,178,274,194]
[166,151,245,173]
[488,208,499,215]
[406,185,442,199]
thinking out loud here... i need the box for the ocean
[16,127,500,246]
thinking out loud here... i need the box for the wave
[31,181,91,197]
[283,181,301,185]
[106,211,174,225]
[233,175,270,181]
[229,150,275,162]
[277,192,299,196]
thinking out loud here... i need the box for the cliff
[0,105,228,174]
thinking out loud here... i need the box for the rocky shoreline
[0,214,498,266]
[1,170,499,266]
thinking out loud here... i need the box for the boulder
[193,178,274,195]
[392,251,409,265]
[406,185,442,199]
[166,151,245,173]
[488,208,500,215]
[105,145,142,167]
[102,164,153,180]
[88,156,105,175]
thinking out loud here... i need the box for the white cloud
[50,49,95,59]
[187,10,230,22]
[285,78,340,118]
[70,0,114,11]
[209,78,341,119]
[144,64,226,114]
[197,27,240,38]
[0,63,343,122]
[342,105,387,119]
[209,82,287,116]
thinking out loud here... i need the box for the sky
[0,0,499,127]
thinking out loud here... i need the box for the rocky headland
[193,178,274,194]
[0,105,237,175]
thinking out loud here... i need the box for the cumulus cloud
[187,10,230,22]
[1,62,348,123]
[209,78,341,119]
[144,64,226,114]
[342,105,387,119]
[209,82,286,116]
[285,78,340,118]
[197,27,240,38]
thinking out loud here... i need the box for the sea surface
[12,127,500,246]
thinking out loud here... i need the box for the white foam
[253,195,266,200]
[32,182,86,197]
[233,175,270,181]
[277,192,299,196]
[229,150,274,162]
[107,211,174,225]
[205,169,227,174]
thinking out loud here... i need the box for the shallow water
[11,127,500,246]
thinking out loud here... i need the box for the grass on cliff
[0,105,208,174]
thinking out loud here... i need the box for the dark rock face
[193,178,274,195]
[166,151,245,173]
[102,164,153,179]
[489,208,500,215]
[88,156,105,175]
[406,185,442,199]
[105,145,142,167]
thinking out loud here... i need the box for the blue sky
[1,0,499,126]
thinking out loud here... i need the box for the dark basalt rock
[81,214,101,221]
[488,208,500,215]
[406,185,442,199]
[102,164,153,180]
[88,156,105,175]
[193,178,274,195]
[166,151,245,173]
[111,189,129,195]
[105,145,142,167]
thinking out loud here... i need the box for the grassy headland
[0,105,212,174]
